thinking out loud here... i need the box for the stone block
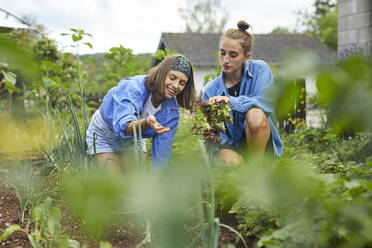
[338,29,358,45]
[339,0,358,17]
[339,16,348,31]
[358,27,372,43]
[346,12,371,29]
[358,0,372,12]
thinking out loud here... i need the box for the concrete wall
[305,76,327,128]
[193,66,216,97]
[338,0,372,56]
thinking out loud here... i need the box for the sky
[0,0,315,55]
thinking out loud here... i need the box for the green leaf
[63,52,73,58]
[28,233,42,248]
[57,235,70,248]
[4,81,21,94]
[88,100,99,106]
[0,225,22,242]
[33,197,52,227]
[99,241,113,248]
[0,34,41,82]
[48,207,62,237]
[345,180,360,189]
[84,42,93,49]
[32,206,43,224]
[0,62,8,68]
[68,239,81,248]
[281,50,318,79]
[2,71,17,85]
[42,77,57,88]
[72,34,79,42]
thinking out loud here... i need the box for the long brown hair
[220,20,254,53]
[145,55,195,110]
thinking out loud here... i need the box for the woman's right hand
[208,96,230,104]
[145,115,170,134]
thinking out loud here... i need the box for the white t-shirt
[141,94,162,119]
[140,94,162,152]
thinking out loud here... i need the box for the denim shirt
[201,60,283,157]
[99,75,180,169]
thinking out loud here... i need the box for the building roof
[0,9,33,30]
[157,32,336,67]
[0,19,30,30]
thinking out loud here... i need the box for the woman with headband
[86,55,195,171]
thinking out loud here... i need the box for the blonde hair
[219,20,253,53]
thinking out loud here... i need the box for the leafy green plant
[0,65,19,95]
[153,48,179,61]
[101,45,140,89]
[0,197,83,248]
[61,29,93,52]
[191,99,233,144]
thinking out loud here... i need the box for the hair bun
[237,20,250,32]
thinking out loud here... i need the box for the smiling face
[163,70,188,99]
[219,37,250,75]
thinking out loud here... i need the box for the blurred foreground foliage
[274,50,372,134]
[1,27,372,248]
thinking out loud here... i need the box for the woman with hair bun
[86,55,195,171]
[202,20,283,164]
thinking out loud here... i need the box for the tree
[314,0,336,18]
[270,27,291,34]
[178,0,228,33]
[296,0,338,50]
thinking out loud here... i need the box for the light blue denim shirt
[99,75,180,169]
[202,60,283,157]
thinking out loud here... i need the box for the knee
[217,149,243,166]
[244,108,269,133]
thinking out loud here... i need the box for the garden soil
[1,185,249,247]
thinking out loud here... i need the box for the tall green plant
[60,29,95,164]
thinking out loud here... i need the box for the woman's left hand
[146,115,170,134]
[208,96,230,104]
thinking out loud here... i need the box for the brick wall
[338,0,372,56]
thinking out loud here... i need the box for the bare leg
[96,152,121,173]
[119,150,148,174]
[244,108,270,157]
[216,148,243,166]
[96,151,147,174]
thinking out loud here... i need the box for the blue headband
[172,56,192,78]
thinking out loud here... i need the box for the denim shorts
[86,110,146,155]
